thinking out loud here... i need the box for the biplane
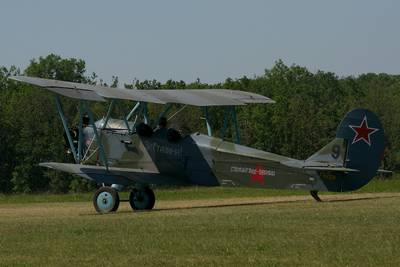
[10,76,385,213]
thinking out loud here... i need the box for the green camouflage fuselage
[84,123,329,192]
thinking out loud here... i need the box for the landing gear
[92,186,155,213]
[129,187,155,210]
[310,190,322,202]
[93,187,120,213]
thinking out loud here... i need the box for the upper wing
[9,76,275,106]
[40,162,191,186]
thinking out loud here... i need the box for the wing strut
[155,103,172,127]
[83,101,109,171]
[102,100,116,130]
[203,107,212,137]
[125,102,141,121]
[54,96,110,169]
[77,101,84,162]
[141,102,149,124]
[220,106,241,144]
[101,101,151,133]
[55,96,79,162]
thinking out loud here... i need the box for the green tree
[8,54,93,192]
[2,55,400,194]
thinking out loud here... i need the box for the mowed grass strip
[0,193,400,266]
[1,177,400,205]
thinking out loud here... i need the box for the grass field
[1,178,400,266]
[1,177,400,204]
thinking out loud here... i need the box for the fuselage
[82,119,328,191]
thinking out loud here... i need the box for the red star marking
[251,165,265,184]
[349,116,379,146]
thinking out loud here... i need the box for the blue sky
[1,0,399,84]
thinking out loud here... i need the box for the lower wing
[40,162,191,186]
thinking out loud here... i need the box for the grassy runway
[1,180,400,266]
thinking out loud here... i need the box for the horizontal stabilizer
[281,160,359,172]
[377,169,393,174]
[302,165,359,172]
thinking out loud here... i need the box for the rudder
[336,108,384,191]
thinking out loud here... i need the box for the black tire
[111,192,120,211]
[129,187,155,211]
[93,187,120,213]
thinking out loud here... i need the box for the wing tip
[8,75,23,82]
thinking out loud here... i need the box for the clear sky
[1,0,399,84]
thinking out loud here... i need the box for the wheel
[93,187,120,213]
[129,187,155,211]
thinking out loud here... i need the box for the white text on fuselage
[151,143,183,159]
[230,166,276,176]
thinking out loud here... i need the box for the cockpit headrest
[135,122,153,137]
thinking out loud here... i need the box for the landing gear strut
[93,187,120,213]
[310,190,322,202]
[129,187,155,210]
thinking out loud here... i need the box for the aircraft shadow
[150,195,400,212]
[81,194,400,216]
[322,195,399,203]
[152,199,307,212]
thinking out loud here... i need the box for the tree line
[0,54,399,193]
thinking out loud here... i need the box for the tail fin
[306,108,384,192]
[306,138,347,167]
